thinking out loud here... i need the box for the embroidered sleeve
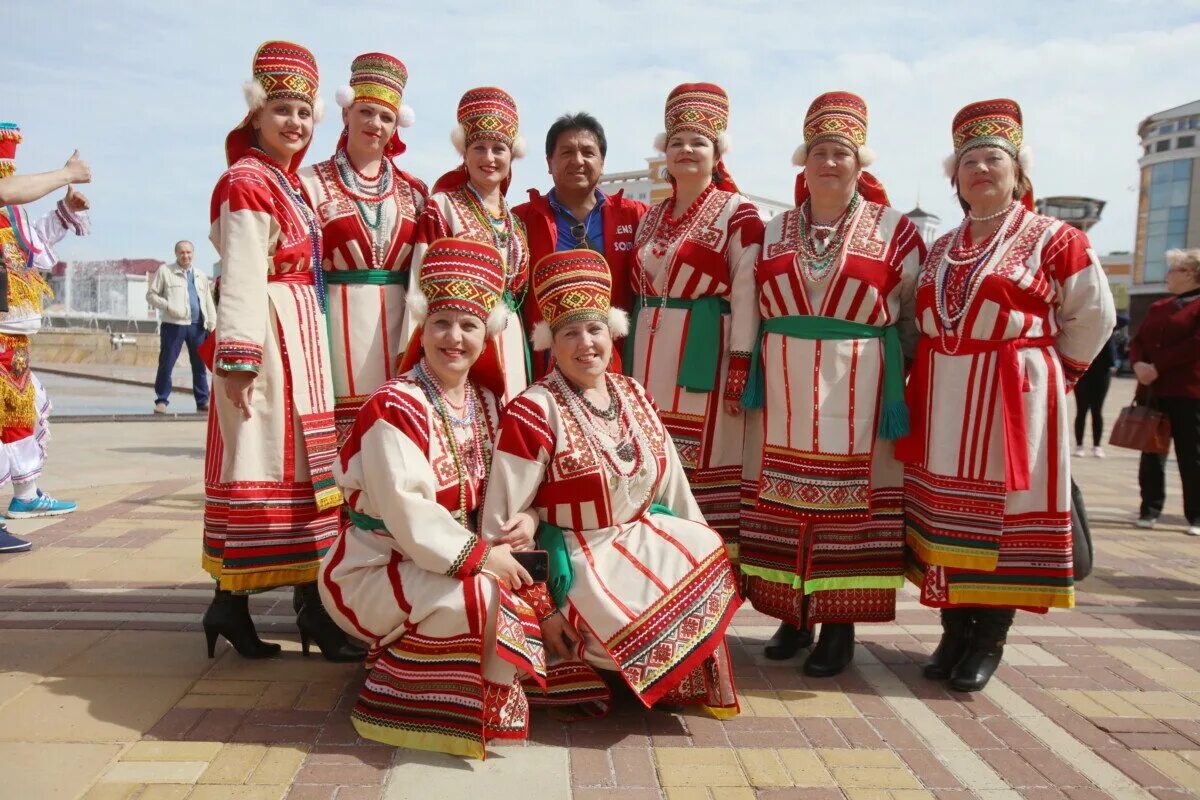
[727,200,763,361]
[1046,225,1115,392]
[448,536,490,579]
[724,350,751,402]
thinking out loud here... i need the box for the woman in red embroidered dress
[628,83,763,547]
[741,93,924,675]
[483,249,741,717]
[203,41,361,662]
[895,100,1115,691]
[404,87,531,404]
[320,239,552,758]
[300,52,427,442]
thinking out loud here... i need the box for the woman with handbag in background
[1130,248,1200,535]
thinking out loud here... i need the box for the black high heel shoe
[203,589,282,659]
[294,582,366,663]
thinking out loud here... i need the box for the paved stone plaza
[2,379,1199,799]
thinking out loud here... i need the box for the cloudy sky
[6,1,1199,270]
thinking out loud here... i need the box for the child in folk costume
[300,53,427,442]
[404,88,531,403]
[895,100,1115,691]
[741,93,924,676]
[319,238,552,758]
[483,249,741,716]
[204,41,362,663]
[627,83,763,547]
[0,123,88,553]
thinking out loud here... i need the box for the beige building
[598,156,790,222]
[1132,99,1200,305]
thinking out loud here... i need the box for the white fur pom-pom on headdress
[450,124,466,156]
[792,143,807,167]
[857,144,876,168]
[716,132,732,155]
[312,94,325,123]
[335,85,355,109]
[943,152,959,179]
[405,288,428,327]
[608,307,630,339]
[530,321,552,351]
[511,134,526,159]
[243,79,267,112]
[397,104,415,128]
[653,132,668,153]
[1017,144,1034,174]
[486,303,509,337]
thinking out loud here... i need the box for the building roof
[905,204,940,221]
[50,258,164,278]
[1139,99,1200,135]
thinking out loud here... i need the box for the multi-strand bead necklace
[796,193,860,284]
[259,151,326,311]
[333,149,395,270]
[934,202,1021,354]
[413,359,491,534]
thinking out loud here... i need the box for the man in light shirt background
[146,240,216,414]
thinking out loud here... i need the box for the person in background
[1072,327,1117,458]
[0,122,87,552]
[1131,248,1200,535]
[513,112,646,376]
[146,241,216,414]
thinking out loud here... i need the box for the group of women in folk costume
[203,36,1115,759]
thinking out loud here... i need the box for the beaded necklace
[934,203,1023,353]
[797,193,860,284]
[333,150,396,269]
[642,183,718,335]
[551,369,651,508]
[414,359,491,533]
[463,184,527,310]
[258,151,326,312]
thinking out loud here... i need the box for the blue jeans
[156,321,209,406]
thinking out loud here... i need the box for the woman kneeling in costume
[483,249,742,716]
[319,238,552,758]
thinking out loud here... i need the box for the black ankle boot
[924,607,973,680]
[949,608,1015,692]
[203,588,282,659]
[294,582,366,663]
[802,622,855,677]
[763,621,814,660]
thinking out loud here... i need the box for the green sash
[537,502,676,608]
[346,507,387,530]
[741,315,909,440]
[324,269,409,285]
[623,295,732,393]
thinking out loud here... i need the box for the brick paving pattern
[1,380,1198,798]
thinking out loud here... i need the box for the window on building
[1142,159,1193,281]
[1180,135,1196,148]
[1159,124,1175,134]
[1156,140,1171,152]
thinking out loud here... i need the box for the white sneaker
[1188,525,1200,537]
[1136,516,1157,529]
[1093,446,1105,458]
[1073,446,1087,457]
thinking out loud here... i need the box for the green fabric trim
[741,315,909,439]
[740,562,802,589]
[323,269,409,285]
[625,295,732,392]
[346,507,387,531]
[801,575,906,595]
[216,361,259,374]
[538,502,677,608]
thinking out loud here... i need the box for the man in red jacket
[514,113,647,378]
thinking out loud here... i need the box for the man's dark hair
[545,113,607,159]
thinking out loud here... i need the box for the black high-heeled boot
[924,607,973,680]
[294,582,366,663]
[763,621,814,660]
[949,608,1015,692]
[203,588,282,659]
[803,622,855,677]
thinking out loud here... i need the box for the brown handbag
[1109,395,1172,455]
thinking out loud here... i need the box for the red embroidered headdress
[334,52,414,157]
[0,123,20,178]
[225,40,323,170]
[654,82,738,193]
[399,237,508,394]
[433,87,525,196]
[944,98,1034,210]
[529,250,629,351]
[792,91,889,208]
